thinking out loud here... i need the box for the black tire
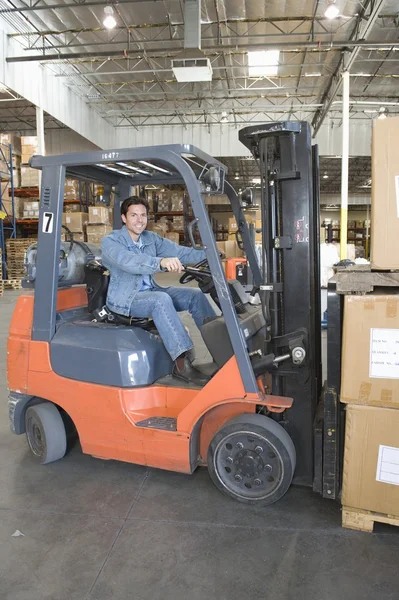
[25,403,67,465]
[207,413,296,506]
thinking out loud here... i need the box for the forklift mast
[239,122,322,486]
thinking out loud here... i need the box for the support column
[340,70,350,260]
[36,105,45,188]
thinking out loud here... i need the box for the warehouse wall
[44,130,100,155]
[115,119,373,157]
[0,23,116,150]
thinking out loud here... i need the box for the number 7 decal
[42,212,54,234]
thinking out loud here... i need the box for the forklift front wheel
[207,414,296,506]
[25,403,67,465]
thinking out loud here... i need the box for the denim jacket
[101,225,206,316]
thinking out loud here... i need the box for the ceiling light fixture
[103,5,117,29]
[378,107,387,120]
[323,174,329,179]
[221,111,229,123]
[324,1,340,19]
[248,50,280,77]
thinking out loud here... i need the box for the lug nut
[234,474,242,482]
[236,442,244,449]
[254,479,261,486]
[255,446,263,454]
[226,456,233,463]
[264,464,272,472]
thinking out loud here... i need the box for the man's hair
[120,195,149,217]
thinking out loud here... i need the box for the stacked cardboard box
[21,166,40,188]
[341,294,399,527]
[23,200,40,219]
[62,212,89,241]
[170,191,184,212]
[371,117,399,269]
[6,238,36,280]
[0,133,22,187]
[21,136,38,165]
[165,232,180,244]
[64,179,79,201]
[86,206,112,244]
[0,249,3,296]
[157,191,170,213]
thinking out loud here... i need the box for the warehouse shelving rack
[0,141,17,279]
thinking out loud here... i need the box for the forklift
[7,123,335,505]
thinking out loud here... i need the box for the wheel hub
[215,431,282,500]
[237,450,264,478]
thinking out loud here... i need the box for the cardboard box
[86,224,112,244]
[64,179,78,200]
[0,133,21,154]
[342,404,399,516]
[64,203,83,213]
[89,206,111,224]
[371,117,399,269]
[228,217,238,233]
[62,212,89,231]
[147,222,167,237]
[62,232,86,242]
[341,294,399,408]
[20,166,40,187]
[224,240,244,259]
[165,232,180,244]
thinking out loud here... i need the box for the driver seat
[84,260,155,330]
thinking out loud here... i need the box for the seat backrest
[84,260,110,314]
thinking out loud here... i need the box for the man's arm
[102,236,162,275]
[155,235,206,265]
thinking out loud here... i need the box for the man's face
[122,203,148,238]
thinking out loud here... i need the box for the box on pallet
[21,166,40,187]
[371,117,399,269]
[0,133,21,154]
[89,206,111,224]
[341,294,399,408]
[64,179,78,200]
[62,212,89,231]
[62,232,86,242]
[170,192,184,212]
[165,232,180,244]
[342,404,399,517]
[172,216,184,230]
[217,240,244,259]
[86,224,112,244]
[64,203,82,213]
[21,136,38,164]
[147,222,167,237]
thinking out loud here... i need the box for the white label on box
[370,328,399,379]
[376,445,399,486]
[396,175,399,218]
[93,208,98,215]
[66,216,71,224]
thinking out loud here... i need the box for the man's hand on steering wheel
[179,258,211,284]
[160,257,183,272]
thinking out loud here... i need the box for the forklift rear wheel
[25,403,67,465]
[207,414,296,506]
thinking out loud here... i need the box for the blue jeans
[129,285,217,360]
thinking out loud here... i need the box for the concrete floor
[1,283,399,600]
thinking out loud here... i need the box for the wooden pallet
[334,264,399,294]
[3,279,22,290]
[342,507,399,533]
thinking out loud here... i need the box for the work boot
[173,354,210,386]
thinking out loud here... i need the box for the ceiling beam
[0,0,163,13]
[311,0,390,136]
[7,38,399,63]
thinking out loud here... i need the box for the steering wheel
[179,258,212,285]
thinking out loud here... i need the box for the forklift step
[135,416,177,431]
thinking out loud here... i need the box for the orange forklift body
[8,287,287,473]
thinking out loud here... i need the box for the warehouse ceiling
[0,0,396,193]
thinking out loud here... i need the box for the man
[101,196,217,385]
